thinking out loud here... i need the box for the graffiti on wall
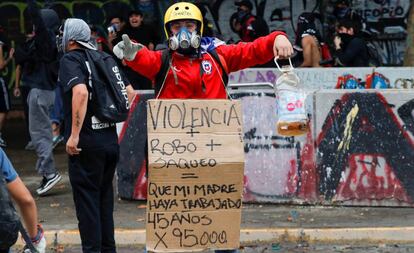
[317,93,414,205]
[213,0,319,43]
[213,0,409,65]
[229,67,414,90]
[118,89,414,207]
[330,0,410,66]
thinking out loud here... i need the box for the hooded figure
[17,5,60,86]
[21,0,63,197]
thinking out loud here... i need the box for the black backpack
[154,48,228,96]
[0,175,20,250]
[84,50,129,123]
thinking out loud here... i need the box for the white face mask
[168,26,201,51]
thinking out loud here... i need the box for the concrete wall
[229,67,414,89]
[117,68,414,207]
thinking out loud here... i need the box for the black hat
[235,0,253,10]
[128,9,143,17]
[336,0,350,5]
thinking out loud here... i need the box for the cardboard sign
[146,99,244,252]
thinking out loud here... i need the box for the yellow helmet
[164,2,204,38]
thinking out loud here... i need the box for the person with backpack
[113,2,292,252]
[0,27,14,148]
[0,148,46,253]
[57,18,135,253]
[22,0,62,196]
[333,19,369,67]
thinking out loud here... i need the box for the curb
[15,227,414,246]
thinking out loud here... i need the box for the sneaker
[0,137,6,147]
[52,135,64,149]
[36,173,62,195]
[25,141,35,151]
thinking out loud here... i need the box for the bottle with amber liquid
[274,58,309,136]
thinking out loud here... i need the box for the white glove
[113,34,144,61]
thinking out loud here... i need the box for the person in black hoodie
[334,19,369,67]
[19,0,62,195]
[0,27,14,147]
[112,10,157,90]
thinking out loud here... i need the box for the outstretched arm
[216,31,293,73]
[113,34,162,81]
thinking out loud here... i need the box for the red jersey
[125,31,287,99]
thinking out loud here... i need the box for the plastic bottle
[274,58,309,136]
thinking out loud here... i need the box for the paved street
[4,118,414,252]
[11,243,414,253]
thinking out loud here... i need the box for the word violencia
[148,101,241,130]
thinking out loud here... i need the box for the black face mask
[237,9,249,23]
[338,32,353,48]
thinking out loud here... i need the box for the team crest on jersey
[202,60,212,74]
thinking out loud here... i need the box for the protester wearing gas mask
[114,2,292,252]
[333,19,368,67]
[113,1,292,100]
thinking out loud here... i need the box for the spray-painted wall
[117,68,414,207]
[350,0,410,66]
[229,67,414,89]
[213,0,410,65]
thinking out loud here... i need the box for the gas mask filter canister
[168,27,201,51]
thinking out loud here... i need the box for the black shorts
[0,78,10,112]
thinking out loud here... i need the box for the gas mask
[168,26,201,54]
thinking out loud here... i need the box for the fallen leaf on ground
[55,244,64,253]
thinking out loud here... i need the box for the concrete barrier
[117,68,414,207]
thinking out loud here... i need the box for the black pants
[68,144,119,253]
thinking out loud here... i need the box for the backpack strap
[208,48,228,86]
[154,49,171,96]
